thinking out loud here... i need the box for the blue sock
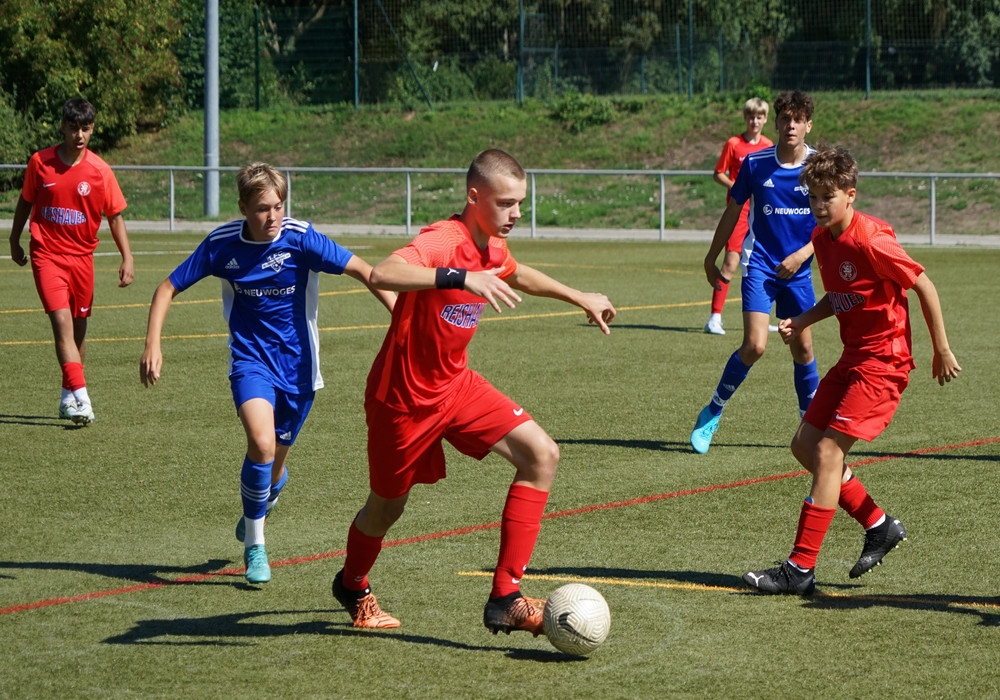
[793,359,820,416]
[240,456,273,520]
[268,466,289,508]
[709,351,752,417]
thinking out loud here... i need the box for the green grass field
[1,232,999,698]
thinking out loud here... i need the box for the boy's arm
[704,198,742,288]
[140,278,180,387]
[778,293,833,345]
[910,272,962,385]
[506,263,616,335]
[8,195,33,266]
[107,213,134,287]
[712,171,734,189]
[369,253,522,315]
[342,254,396,312]
[775,240,814,279]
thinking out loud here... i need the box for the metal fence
[4,163,996,245]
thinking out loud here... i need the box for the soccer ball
[542,583,611,656]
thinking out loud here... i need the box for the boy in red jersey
[8,98,134,425]
[332,149,617,632]
[704,97,772,335]
[743,147,961,594]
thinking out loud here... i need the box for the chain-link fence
[246,1,1000,108]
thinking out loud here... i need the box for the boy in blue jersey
[139,162,395,584]
[691,91,820,454]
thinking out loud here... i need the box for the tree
[0,0,184,153]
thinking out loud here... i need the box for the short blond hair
[237,162,287,204]
[743,97,769,118]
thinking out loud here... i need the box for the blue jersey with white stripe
[169,217,355,394]
[729,146,816,280]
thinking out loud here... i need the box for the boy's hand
[464,267,522,314]
[579,292,616,335]
[9,240,27,266]
[703,258,729,290]
[932,349,961,386]
[119,255,135,287]
[777,316,802,344]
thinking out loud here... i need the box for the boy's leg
[691,311,769,454]
[334,492,405,629]
[483,420,557,636]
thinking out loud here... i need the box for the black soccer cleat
[850,515,907,579]
[483,592,545,636]
[743,560,816,595]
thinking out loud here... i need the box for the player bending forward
[743,147,961,594]
[331,149,617,634]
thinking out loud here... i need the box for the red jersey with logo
[812,211,924,370]
[21,146,127,257]
[715,133,774,201]
[367,216,518,411]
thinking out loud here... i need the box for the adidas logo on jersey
[763,178,775,188]
[225,258,240,270]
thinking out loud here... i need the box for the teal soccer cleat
[243,544,271,584]
[690,405,720,454]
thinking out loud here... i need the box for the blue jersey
[730,146,816,280]
[169,217,355,394]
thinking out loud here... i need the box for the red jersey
[21,146,127,257]
[715,133,774,200]
[367,216,518,410]
[812,211,925,369]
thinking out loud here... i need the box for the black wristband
[435,267,467,290]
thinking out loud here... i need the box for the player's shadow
[534,565,745,591]
[593,322,706,334]
[0,413,88,429]
[556,437,789,453]
[103,608,577,660]
[802,591,1000,627]
[534,566,1000,627]
[0,559,235,586]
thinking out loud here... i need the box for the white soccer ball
[542,583,611,656]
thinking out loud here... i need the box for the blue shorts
[741,269,816,318]
[230,369,315,446]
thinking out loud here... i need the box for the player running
[140,162,394,584]
[743,146,961,594]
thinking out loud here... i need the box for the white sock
[709,313,722,324]
[72,386,91,406]
[866,514,887,530]
[243,517,266,547]
[61,388,74,406]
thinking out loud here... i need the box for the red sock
[838,475,885,529]
[789,500,836,570]
[61,362,85,391]
[710,279,730,315]
[491,484,549,598]
[342,519,383,592]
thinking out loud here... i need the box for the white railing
[4,163,998,244]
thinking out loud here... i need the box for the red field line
[2,436,997,616]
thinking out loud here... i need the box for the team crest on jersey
[261,251,292,272]
[794,184,809,196]
[77,181,91,196]
[839,261,858,281]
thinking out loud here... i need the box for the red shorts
[30,251,94,317]
[365,369,533,499]
[725,202,751,254]
[803,358,910,442]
